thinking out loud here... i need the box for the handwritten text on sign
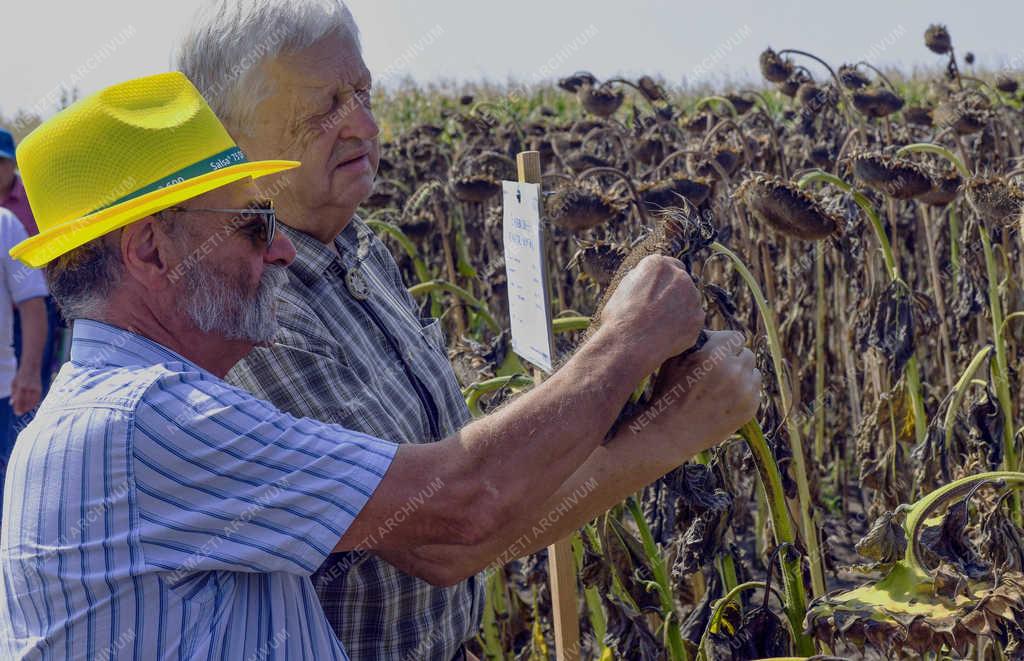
[502,181,554,373]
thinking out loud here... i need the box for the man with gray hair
[176,3,490,656]
[176,2,760,658]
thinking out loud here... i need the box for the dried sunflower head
[759,47,793,83]
[402,180,448,236]
[805,565,1024,656]
[637,75,667,102]
[638,173,712,209]
[708,602,792,660]
[682,111,714,134]
[601,593,667,660]
[449,151,515,203]
[808,145,834,170]
[852,87,906,118]
[557,71,597,93]
[838,63,871,90]
[578,84,624,118]
[966,176,1024,226]
[925,24,953,55]
[363,178,407,211]
[735,172,841,240]
[450,173,501,203]
[996,76,1019,94]
[903,105,935,127]
[806,476,1024,657]
[571,117,608,136]
[695,145,742,179]
[849,151,932,200]
[797,81,821,107]
[724,92,755,114]
[631,135,664,166]
[567,240,625,287]
[919,166,963,207]
[778,69,810,98]
[934,91,992,135]
[545,182,623,232]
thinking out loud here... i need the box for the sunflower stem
[942,346,993,475]
[949,203,962,282]
[716,552,739,595]
[978,229,1018,472]
[813,241,827,465]
[737,422,815,655]
[712,240,827,601]
[625,497,688,661]
[552,316,590,334]
[481,570,506,660]
[895,143,970,179]
[463,375,534,417]
[693,95,739,118]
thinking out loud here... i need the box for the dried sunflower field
[362,23,1024,660]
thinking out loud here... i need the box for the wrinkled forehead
[268,31,371,96]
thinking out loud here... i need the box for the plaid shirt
[226,218,481,660]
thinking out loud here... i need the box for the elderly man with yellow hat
[0,71,760,659]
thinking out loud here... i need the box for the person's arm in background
[1,209,49,416]
[11,297,46,415]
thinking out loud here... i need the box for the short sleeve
[0,210,47,303]
[132,367,397,576]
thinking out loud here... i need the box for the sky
[2,0,1023,120]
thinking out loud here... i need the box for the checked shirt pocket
[419,317,448,356]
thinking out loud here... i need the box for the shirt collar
[69,319,207,373]
[279,216,364,287]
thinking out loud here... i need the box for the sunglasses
[161,200,277,250]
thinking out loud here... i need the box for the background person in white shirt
[0,207,47,510]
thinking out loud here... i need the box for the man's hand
[647,330,761,454]
[596,255,705,375]
[11,366,42,416]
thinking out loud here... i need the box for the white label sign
[502,180,555,373]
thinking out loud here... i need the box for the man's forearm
[379,416,698,581]
[15,297,47,372]
[337,328,651,553]
[456,328,651,530]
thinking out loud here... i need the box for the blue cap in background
[0,129,15,161]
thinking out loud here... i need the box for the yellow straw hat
[10,71,299,267]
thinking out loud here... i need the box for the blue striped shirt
[0,320,397,660]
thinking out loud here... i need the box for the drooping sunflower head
[735,172,841,241]
[849,151,932,200]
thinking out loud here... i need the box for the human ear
[120,218,176,291]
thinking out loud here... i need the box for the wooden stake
[517,150,580,661]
